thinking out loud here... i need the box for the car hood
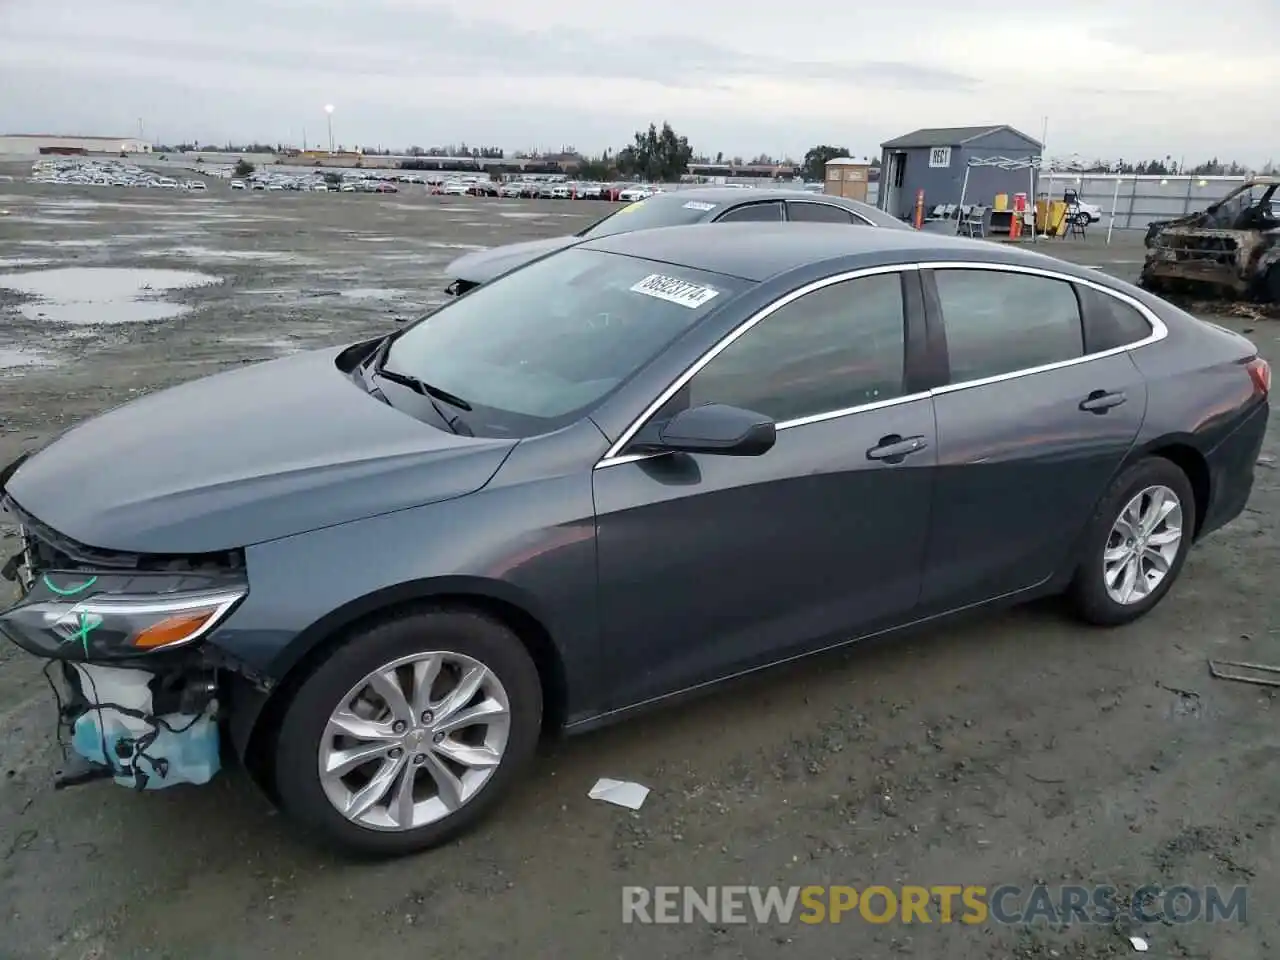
[2,346,516,555]
[447,235,579,285]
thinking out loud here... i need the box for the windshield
[578,193,720,240]
[385,249,749,437]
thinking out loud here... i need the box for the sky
[2,0,1276,165]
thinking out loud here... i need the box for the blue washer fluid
[68,664,221,789]
[71,708,221,789]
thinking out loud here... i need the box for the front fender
[204,468,601,715]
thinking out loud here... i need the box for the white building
[0,134,153,155]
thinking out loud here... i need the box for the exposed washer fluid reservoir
[69,663,220,790]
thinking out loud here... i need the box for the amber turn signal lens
[132,610,217,649]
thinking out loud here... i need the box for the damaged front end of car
[1140,178,1280,302]
[0,487,254,793]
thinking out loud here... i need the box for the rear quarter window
[1077,285,1154,353]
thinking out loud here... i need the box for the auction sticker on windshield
[683,201,716,211]
[630,274,720,309]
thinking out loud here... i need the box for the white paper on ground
[1128,936,1149,952]
[588,777,651,810]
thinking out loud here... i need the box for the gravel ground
[0,172,1277,960]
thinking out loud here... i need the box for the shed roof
[880,125,1042,150]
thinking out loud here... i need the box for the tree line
[157,133,1272,184]
[1063,157,1273,176]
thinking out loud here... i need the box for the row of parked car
[28,159,207,191]
[437,179,658,201]
[220,168,660,202]
[228,176,397,193]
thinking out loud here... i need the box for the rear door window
[932,269,1084,383]
[715,201,785,223]
[787,201,857,224]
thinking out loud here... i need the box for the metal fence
[1037,173,1247,231]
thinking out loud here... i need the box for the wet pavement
[0,267,220,325]
[0,176,1278,960]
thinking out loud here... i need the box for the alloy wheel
[1102,484,1184,605]
[317,651,511,831]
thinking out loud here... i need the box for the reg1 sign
[928,147,951,168]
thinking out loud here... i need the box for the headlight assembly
[0,571,246,660]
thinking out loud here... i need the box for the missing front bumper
[55,661,223,791]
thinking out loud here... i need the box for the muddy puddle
[6,216,97,226]
[425,241,489,251]
[0,348,57,372]
[373,252,448,263]
[220,335,304,356]
[0,267,219,324]
[144,245,306,263]
[340,288,411,301]
[0,257,53,268]
[18,238,111,248]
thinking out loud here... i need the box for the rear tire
[1264,265,1280,304]
[1068,457,1196,626]
[272,608,542,857]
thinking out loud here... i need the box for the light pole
[324,104,335,154]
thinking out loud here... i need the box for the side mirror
[636,404,776,457]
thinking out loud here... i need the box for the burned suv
[1141,178,1280,302]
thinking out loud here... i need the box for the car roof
[578,222,1109,283]
[671,186,829,203]
[641,186,902,228]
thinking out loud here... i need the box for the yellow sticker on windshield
[618,201,645,214]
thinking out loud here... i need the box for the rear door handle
[866,434,929,462]
[1079,390,1127,413]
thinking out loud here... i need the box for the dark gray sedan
[444,186,906,295]
[0,225,1269,857]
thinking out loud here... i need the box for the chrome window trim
[592,260,1168,471]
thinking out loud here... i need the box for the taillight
[1246,357,1271,397]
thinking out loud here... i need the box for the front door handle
[866,434,929,463]
[1079,390,1127,414]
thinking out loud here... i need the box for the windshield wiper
[367,333,474,435]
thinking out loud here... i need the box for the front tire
[273,608,542,857]
[1068,457,1196,626]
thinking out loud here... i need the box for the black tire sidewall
[1265,265,1280,304]
[1071,457,1197,626]
[272,609,542,857]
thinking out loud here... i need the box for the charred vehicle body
[1141,178,1280,302]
